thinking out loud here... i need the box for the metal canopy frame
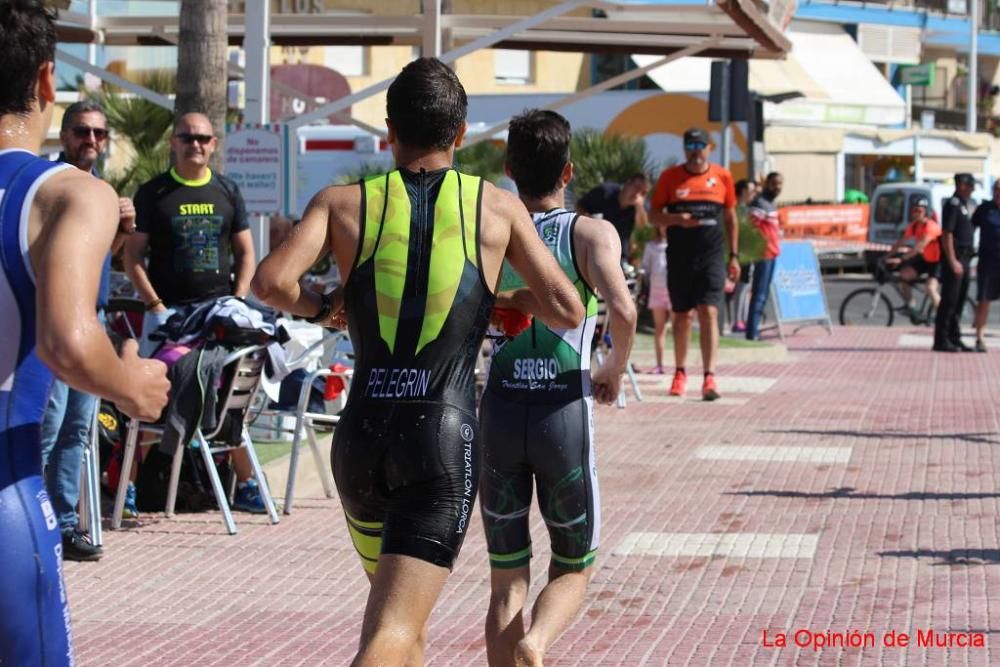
[54,0,788,134]
[52,0,788,261]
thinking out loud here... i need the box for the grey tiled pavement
[66,327,1000,665]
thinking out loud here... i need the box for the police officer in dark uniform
[933,173,977,352]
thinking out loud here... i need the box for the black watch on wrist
[729,251,740,261]
[306,291,335,325]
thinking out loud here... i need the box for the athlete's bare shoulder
[574,213,618,248]
[34,167,117,227]
[479,181,523,242]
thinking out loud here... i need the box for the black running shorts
[667,246,725,312]
[479,392,599,571]
[332,401,479,573]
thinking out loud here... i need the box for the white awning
[632,21,905,127]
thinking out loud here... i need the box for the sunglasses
[684,142,707,151]
[71,126,109,141]
[175,133,214,144]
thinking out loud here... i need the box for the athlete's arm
[32,174,169,422]
[575,217,637,404]
[252,186,353,326]
[230,228,255,298]
[482,186,584,329]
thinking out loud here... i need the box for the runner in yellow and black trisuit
[252,58,584,666]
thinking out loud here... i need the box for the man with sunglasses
[650,128,740,401]
[39,100,138,562]
[125,112,266,513]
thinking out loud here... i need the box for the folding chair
[78,406,103,547]
[112,345,280,535]
[255,329,353,515]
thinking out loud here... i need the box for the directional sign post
[897,63,935,87]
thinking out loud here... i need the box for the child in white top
[641,226,671,373]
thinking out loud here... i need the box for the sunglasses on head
[684,142,707,151]
[71,126,109,141]
[176,133,214,144]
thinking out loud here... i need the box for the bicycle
[839,257,975,327]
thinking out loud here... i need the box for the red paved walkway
[66,327,1000,666]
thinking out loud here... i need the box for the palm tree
[569,128,656,203]
[90,71,175,197]
[175,0,228,168]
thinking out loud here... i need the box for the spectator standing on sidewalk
[641,224,670,373]
[933,173,977,352]
[971,179,1000,352]
[650,128,740,401]
[124,112,268,513]
[730,178,757,333]
[576,173,649,264]
[40,100,136,562]
[745,172,783,341]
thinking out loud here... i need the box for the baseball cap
[954,172,975,186]
[912,196,930,209]
[683,128,710,147]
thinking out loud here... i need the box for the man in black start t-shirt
[576,174,649,263]
[933,172,977,352]
[123,112,267,514]
[127,113,254,314]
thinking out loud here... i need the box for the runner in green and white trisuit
[480,109,637,667]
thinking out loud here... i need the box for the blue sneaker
[122,482,139,519]
[232,478,268,514]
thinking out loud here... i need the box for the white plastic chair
[255,329,353,514]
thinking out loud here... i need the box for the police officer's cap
[954,173,975,186]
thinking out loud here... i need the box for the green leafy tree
[89,70,175,197]
[454,141,506,184]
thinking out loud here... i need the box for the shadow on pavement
[727,487,1000,500]
[879,549,1000,565]
[762,428,1000,445]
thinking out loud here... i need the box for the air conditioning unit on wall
[856,24,922,65]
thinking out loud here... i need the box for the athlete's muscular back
[259,177,584,331]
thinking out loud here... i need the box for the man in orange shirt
[886,196,941,320]
[650,128,740,401]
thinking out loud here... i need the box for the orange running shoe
[702,373,720,402]
[669,369,687,396]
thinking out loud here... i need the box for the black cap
[912,196,930,209]
[683,128,710,146]
[955,172,975,186]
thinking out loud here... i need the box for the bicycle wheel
[839,288,895,326]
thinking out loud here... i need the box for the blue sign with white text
[771,241,831,323]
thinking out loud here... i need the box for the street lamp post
[968,0,978,133]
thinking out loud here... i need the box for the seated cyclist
[886,196,942,317]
